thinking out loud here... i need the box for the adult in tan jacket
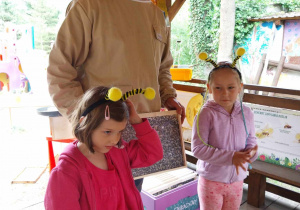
[47,0,185,191]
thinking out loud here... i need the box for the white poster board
[248,103,300,171]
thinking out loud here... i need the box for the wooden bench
[174,79,300,208]
[244,161,300,207]
[243,84,300,207]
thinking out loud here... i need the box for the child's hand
[249,144,258,158]
[232,150,251,175]
[126,99,142,125]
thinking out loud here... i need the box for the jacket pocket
[153,25,167,44]
[152,25,168,70]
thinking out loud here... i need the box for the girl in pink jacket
[44,86,163,210]
[192,49,258,210]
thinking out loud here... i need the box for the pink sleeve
[44,167,81,210]
[191,108,235,166]
[125,119,163,168]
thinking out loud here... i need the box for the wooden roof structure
[249,12,300,22]
[166,0,186,22]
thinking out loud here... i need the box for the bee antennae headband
[81,87,155,117]
[231,48,245,68]
[198,47,245,68]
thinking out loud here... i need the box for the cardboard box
[141,179,199,210]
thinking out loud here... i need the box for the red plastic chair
[37,107,76,172]
[46,137,75,172]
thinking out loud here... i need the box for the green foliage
[188,0,300,55]
[189,0,220,64]
[24,0,60,53]
[0,0,60,54]
[189,0,266,60]
[0,1,16,23]
[173,0,221,79]
[235,0,267,46]
[272,0,300,12]
[185,0,300,78]
[170,0,193,67]
[171,19,193,66]
[0,0,27,30]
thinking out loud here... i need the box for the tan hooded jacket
[47,0,176,117]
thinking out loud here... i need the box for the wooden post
[166,0,171,10]
[269,56,285,96]
[168,0,186,22]
[252,53,266,94]
[261,24,276,96]
[247,171,266,207]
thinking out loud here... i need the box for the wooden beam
[243,93,300,111]
[250,161,300,188]
[252,53,267,94]
[168,0,186,22]
[252,53,300,72]
[179,79,207,84]
[269,56,285,96]
[268,60,300,72]
[253,54,266,85]
[244,178,300,204]
[249,17,300,22]
[186,153,198,164]
[244,84,300,96]
[173,83,206,93]
[166,0,171,10]
[177,81,300,95]
[266,183,300,203]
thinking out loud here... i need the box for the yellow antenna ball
[108,87,122,101]
[144,87,156,100]
[198,52,208,60]
[236,47,246,56]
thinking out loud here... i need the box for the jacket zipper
[229,115,235,183]
[123,151,143,210]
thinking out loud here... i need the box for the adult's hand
[164,97,186,124]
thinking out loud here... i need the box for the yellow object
[255,126,274,139]
[144,87,156,100]
[170,68,192,81]
[151,0,168,16]
[296,133,300,142]
[0,73,9,85]
[18,63,24,73]
[198,52,208,60]
[186,94,203,127]
[236,47,246,56]
[108,87,122,101]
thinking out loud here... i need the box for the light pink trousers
[197,176,243,210]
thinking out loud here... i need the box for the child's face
[91,118,127,154]
[207,68,243,113]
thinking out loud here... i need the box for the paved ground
[0,106,57,210]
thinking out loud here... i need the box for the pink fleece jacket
[44,119,163,210]
[192,100,258,184]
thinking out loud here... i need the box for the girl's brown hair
[69,86,129,153]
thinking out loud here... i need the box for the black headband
[80,87,156,117]
[208,64,242,82]
[81,98,108,117]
